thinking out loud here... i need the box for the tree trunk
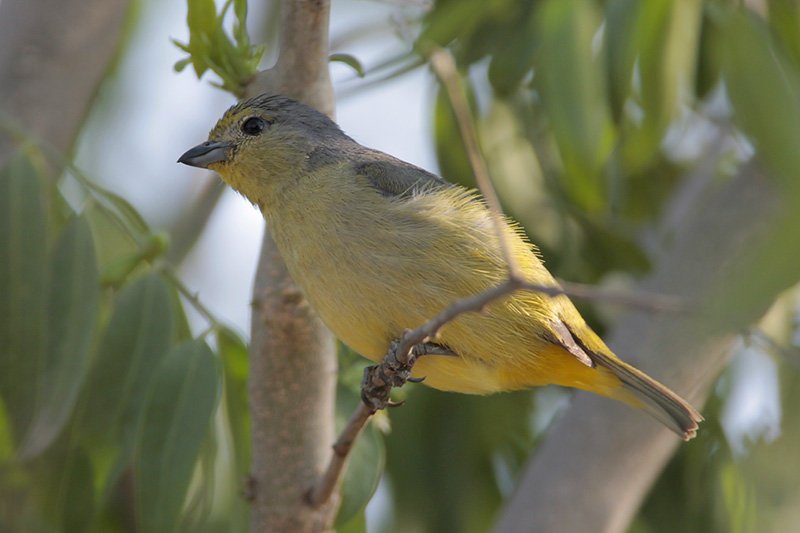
[244,0,339,531]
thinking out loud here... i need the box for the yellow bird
[179,94,702,440]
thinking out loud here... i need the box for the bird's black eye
[242,116,267,136]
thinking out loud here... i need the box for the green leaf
[176,0,261,96]
[172,38,191,54]
[54,447,96,533]
[330,53,366,78]
[534,0,616,213]
[721,462,756,533]
[334,385,385,527]
[337,511,367,533]
[76,274,174,459]
[98,232,168,288]
[0,154,48,442]
[768,0,800,67]
[384,388,533,532]
[695,10,723,99]
[720,9,800,189]
[20,216,99,460]
[233,0,249,46]
[214,24,241,78]
[248,44,265,71]
[174,58,192,73]
[24,443,97,533]
[618,0,702,172]
[165,282,194,343]
[710,9,800,324]
[0,398,15,463]
[206,328,251,531]
[335,424,384,527]
[422,0,510,52]
[99,252,148,288]
[135,340,220,533]
[486,4,538,95]
[604,0,640,120]
[187,0,218,39]
[84,199,139,270]
[217,328,250,473]
[100,188,150,237]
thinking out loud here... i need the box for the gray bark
[245,0,339,531]
[495,164,780,532]
[0,0,131,165]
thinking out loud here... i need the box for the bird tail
[588,349,703,440]
[560,321,703,440]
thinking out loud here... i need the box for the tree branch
[244,0,335,116]
[307,402,374,508]
[249,241,338,532]
[428,48,521,278]
[165,179,226,266]
[308,257,689,508]
[0,0,131,167]
[244,0,339,531]
[494,163,781,533]
[307,46,691,512]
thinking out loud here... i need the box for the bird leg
[361,339,415,412]
[360,340,457,412]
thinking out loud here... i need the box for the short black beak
[178,141,232,168]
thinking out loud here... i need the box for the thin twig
[748,327,800,370]
[309,274,688,506]
[165,178,226,266]
[429,47,522,279]
[308,279,520,508]
[553,280,688,314]
[309,279,687,507]
[308,402,374,507]
[395,279,688,364]
[396,279,521,363]
[308,47,691,511]
[160,265,223,327]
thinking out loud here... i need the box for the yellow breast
[260,165,598,394]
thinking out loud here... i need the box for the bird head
[178,94,349,208]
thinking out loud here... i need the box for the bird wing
[547,319,596,368]
[353,153,452,198]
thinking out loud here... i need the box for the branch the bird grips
[179,94,702,440]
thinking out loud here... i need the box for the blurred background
[2,0,800,531]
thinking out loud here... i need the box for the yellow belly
[266,181,624,398]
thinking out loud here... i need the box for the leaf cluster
[0,146,381,531]
[173,0,264,98]
[0,153,250,532]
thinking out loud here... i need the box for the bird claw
[411,341,459,358]
[359,339,420,411]
[360,339,458,412]
[360,360,414,412]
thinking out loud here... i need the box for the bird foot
[360,339,422,412]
